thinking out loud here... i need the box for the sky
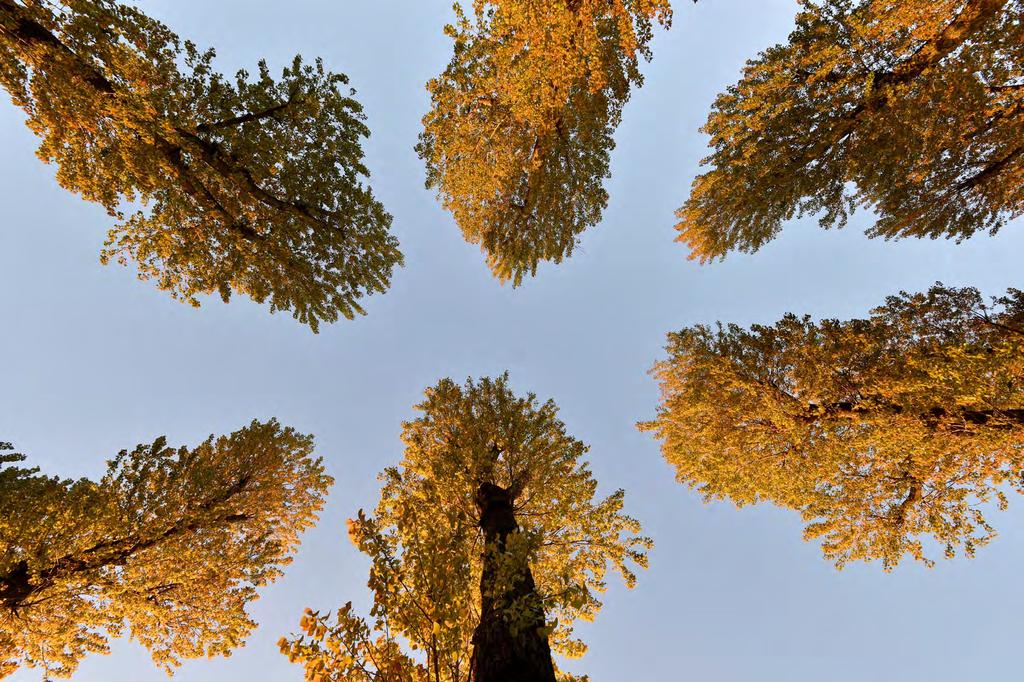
[2,1,1024,680]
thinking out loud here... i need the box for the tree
[418,1,672,284]
[281,375,651,681]
[0,419,332,679]
[0,0,402,331]
[641,284,1024,570]
[676,0,1023,261]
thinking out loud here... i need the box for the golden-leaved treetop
[0,0,402,331]
[418,0,672,284]
[677,0,1023,261]
[642,285,1024,570]
[281,375,651,681]
[0,420,332,679]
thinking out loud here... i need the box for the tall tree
[281,375,650,681]
[418,1,672,284]
[0,419,331,679]
[641,285,1024,570]
[0,0,402,331]
[677,0,1023,261]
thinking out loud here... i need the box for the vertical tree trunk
[470,482,556,682]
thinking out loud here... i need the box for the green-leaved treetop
[677,0,1023,260]
[0,0,402,331]
[642,284,1024,570]
[0,420,332,679]
[282,375,651,681]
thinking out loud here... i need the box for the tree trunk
[0,560,33,610]
[470,482,556,682]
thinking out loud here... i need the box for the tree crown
[0,0,402,330]
[0,420,331,678]
[642,284,1024,569]
[283,375,651,681]
[677,0,1023,260]
[418,0,671,283]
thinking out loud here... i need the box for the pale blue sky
[3,1,1023,680]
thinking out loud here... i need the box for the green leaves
[284,375,651,680]
[677,0,1023,260]
[1,0,402,331]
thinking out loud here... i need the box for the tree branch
[195,95,303,133]
[0,473,256,610]
[0,0,114,94]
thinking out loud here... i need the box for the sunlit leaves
[418,1,671,283]
[283,375,650,681]
[0,0,401,330]
[677,0,1023,260]
[0,420,332,678]
[642,284,1024,569]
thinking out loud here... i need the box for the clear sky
[3,1,1023,680]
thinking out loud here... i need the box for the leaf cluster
[643,284,1024,569]
[283,375,650,681]
[678,0,1024,260]
[418,0,671,283]
[0,420,332,678]
[0,0,401,330]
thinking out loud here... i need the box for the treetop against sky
[1,0,1023,681]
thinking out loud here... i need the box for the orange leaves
[0,1,401,331]
[346,517,361,547]
[0,421,331,678]
[677,0,1024,260]
[644,284,1024,570]
[419,0,670,284]
[280,376,650,681]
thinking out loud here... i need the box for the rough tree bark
[470,482,556,682]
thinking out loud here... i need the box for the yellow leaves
[1,420,331,678]
[2,0,401,332]
[306,656,327,677]
[419,0,670,284]
[646,284,1024,570]
[278,376,649,680]
[677,0,1023,260]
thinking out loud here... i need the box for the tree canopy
[418,0,671,284]
[642,284,1024,570]
[281,374,651,681]
[677,0,1023,261]
[0,420,331,679]
[0,0,402,331]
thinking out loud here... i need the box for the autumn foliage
[643,285,1024,569]
[3,0,1024,679]
[0,421,331,679]
[419,0,671,283]
[677,0,1023,260]
[281,375,650,681]
[0,0,401,330]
